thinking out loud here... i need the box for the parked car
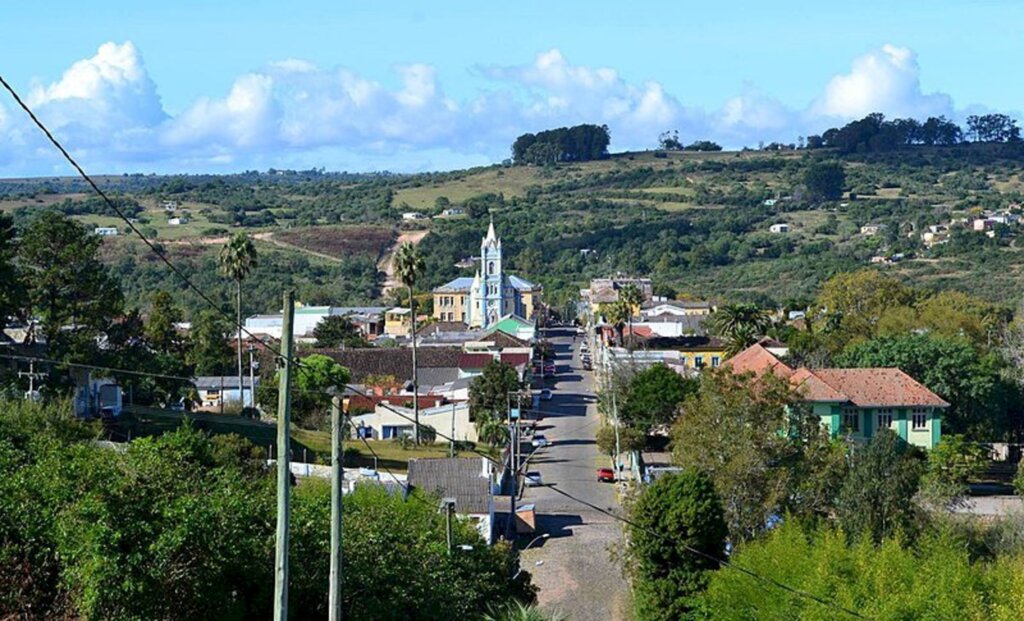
[525,471,544,487]
[582,362,592,371]
[544,364,556,376]
[540,388,552,401]
[597,467,616,483]
[532,434,550,448]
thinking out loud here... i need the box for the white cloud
[814,44,954,121]
[0,41,981,175]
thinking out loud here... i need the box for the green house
[790,367,948,449]
[727,344,949,450]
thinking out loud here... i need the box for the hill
[5,143,1024,316]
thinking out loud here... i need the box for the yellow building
[384,307,412,337]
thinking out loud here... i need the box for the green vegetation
[0,400,534,619]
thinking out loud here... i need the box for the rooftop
[794,368,950,408]
[407,457,492,514]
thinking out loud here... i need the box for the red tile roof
[723,343,794,378]
[458,352,496,369]
[795,368,949,408]
[499,352,530,367]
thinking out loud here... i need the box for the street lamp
[513,533,550,580]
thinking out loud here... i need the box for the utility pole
[442,497,456,554]
[273,291,295,621]
[248,345,257,409]
[329,395,343,621]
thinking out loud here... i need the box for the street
[520,327,631,620]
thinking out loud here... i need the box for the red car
[596,467,615,483]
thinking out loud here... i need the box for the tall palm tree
[219,233,258,407]
[393,242,425,444]
[711,303,771,356]
[618,283,643,351]
[600,301,630,347]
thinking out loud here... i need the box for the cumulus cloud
[0,41,976,175]
[813,44,954,121]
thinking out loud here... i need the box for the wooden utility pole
[329,395,344,621]
[273,291,295,621]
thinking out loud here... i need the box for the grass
[291,428,497,472]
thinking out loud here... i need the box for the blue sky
[1,0,1021,176]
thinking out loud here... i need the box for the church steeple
[483,215,499,248]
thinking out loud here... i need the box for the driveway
[520,327,631,620]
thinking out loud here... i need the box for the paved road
[520,327,631,620]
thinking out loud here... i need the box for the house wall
[352,402,478,443]
[811,403,941,449]
[433,292,469,323]
[384,312,412,337]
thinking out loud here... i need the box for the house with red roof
[727,343,949,449]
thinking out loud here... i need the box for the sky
[1,0,1022,176]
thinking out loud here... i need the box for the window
[694,356,705,368]
[841,408,860,433]
[876,408,893,430]
[711,356,721,368]
[912,408,928,430]
[488,261,494,274]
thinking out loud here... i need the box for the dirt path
[251,232,343,263]
[379,229,430,293]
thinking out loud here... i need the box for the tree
[0,213,23,327]
[262,353,350,428]
[683,140,722,152]
[596,423,645,456]
[187,309,234,376]
[658,130,684,151]
[469,360,524,422]
[620,363,696,429]
[967,113,1021,143]
[672,370,846,541]
[709,303,771,356]
[145,290,183,354]
[312,315,370,348]
[218,232,258,411]
[835,333,1012,438]
[919,435,989,510]
[619,283,644,351]
[394,242,425,443]
[600,301,630,347]
[803,161,845,201]
[836,430,923,543]
[18,211,123,357]
[815,269,915,346]
[624,469,727,621]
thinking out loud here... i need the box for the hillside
[5,143,1024,315]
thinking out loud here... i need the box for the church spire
[484,215,497,245]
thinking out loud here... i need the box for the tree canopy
[512,124,610,164]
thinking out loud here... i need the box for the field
[274,224,394,260]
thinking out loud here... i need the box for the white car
[532,434,550,448]
[525,471,544,487]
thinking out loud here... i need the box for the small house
[194,376,259,410]
[168,217,189,226]
[860,224,885,236]
[384,307,412,337]
[768,223,790,233]
[93,226,118,236]
[407,457,499,544]
[402,212,426,221]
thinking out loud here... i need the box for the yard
[291,428,497,472]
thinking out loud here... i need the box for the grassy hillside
[5,143,1024,315]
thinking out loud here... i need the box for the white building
[402,212,427,221]
[351,401,477,443]
[94,226,119,236]
[244,305,387,341]
[768,223,790,233]
[168,217,189,226]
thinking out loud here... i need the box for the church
[432,219,543,328]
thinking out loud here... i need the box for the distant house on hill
[768,223,790,233]
[167,217,188,226]
[93,226,118,236]
[725,343,948,449]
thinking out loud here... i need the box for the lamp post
[513,533,550,580]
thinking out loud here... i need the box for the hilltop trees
[966,113,1021,143]
[512,124,610,165]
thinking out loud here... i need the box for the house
[167,217,189,226]
[432,220,543,328]
[860,224,885,236]
[402,212,427,221]
[245,305,387,341]
[162,200,178,212]
[726,343,947,449]
[637,335,728,370]
[93,226,118,236]
[317,347,462,387]
[973,218,996,232]
[352,401,477,444]
[194,376,259,409]
[407,457,499,544]
[580,276,653,314]
[640,300,714,318]
[768,223,790,233]
[73,376,123,418]
[439,208,465,217]
[763,198,778,207]
[384,307,413,337]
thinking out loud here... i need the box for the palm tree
[618,283,643,351]
[393,242,425,444]
[711,303,771,356]
[476,412,510,448]
[600,301,630,347]
[218,233,257,406]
